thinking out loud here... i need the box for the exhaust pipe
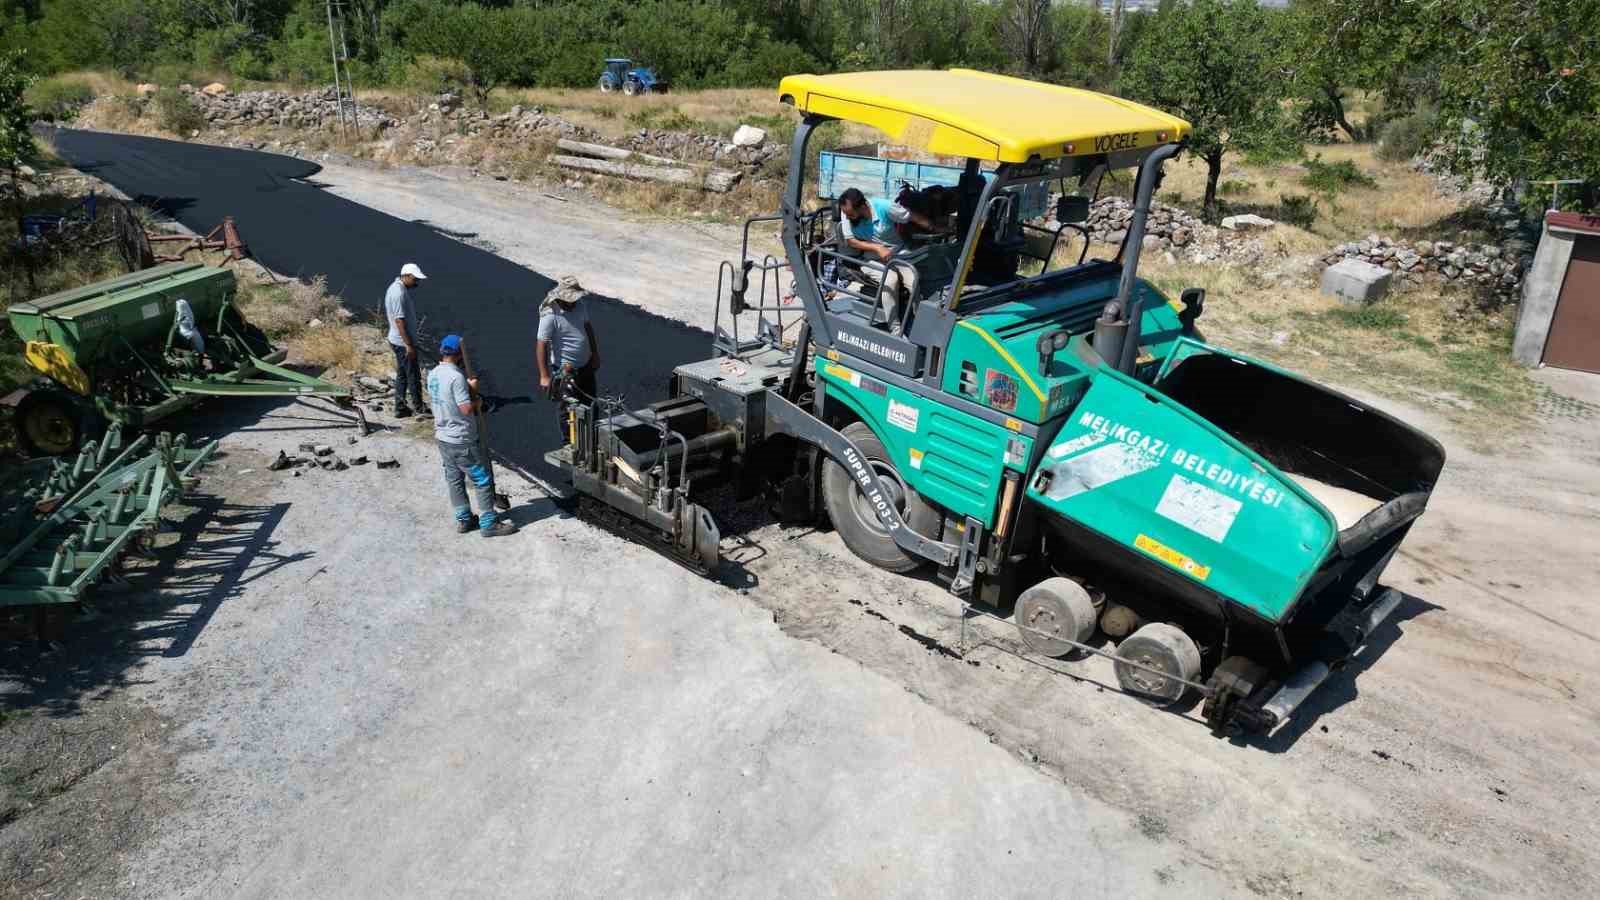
[1258,589,1403,733]
[1097,142,1182,373]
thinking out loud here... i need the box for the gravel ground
[6,143,1597,899]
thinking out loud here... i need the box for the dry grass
[1157,142,1468,242]
[234,273,389,378]
[1133,249,1533,434]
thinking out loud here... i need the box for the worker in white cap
[385,262,428,417]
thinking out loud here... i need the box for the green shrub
[1300,154,1378,195]
[1326,305,1409,330]
[1378,107,1438,162]
[1218,179,1251,196]
[153,88,205,136]
[1278,194,1319,228]
[403,55,472,96]
[26,77,94,121]
[625,106,700,132]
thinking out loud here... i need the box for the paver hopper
[6,262,350,456]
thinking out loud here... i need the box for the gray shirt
[385,278,417,347]
[427,361,475,444]
[538,301,592,370]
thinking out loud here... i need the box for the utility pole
[325,0,360,139]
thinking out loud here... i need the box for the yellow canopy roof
[778,69,1190,164]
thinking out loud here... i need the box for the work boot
[480,519,518,538]
[456,519,473,534]
[394,405,413,419]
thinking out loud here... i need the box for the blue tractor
[598,58,666,96]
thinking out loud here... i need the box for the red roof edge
[1547,210,1600,235]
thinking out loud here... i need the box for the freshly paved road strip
[48,127,711,474]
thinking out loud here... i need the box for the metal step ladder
[325,0,361,137]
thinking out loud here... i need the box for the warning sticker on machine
[887,399,919,432]
[1155,474,1242,543]
[908,448,924,469]
[1134,533,1212,581]
[141,302,162,320]
[824,363,860,388]
[1040,441,1160,501]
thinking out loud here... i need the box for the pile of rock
[1076,197,1265,264]
[1320,233,1534,303]
[406,93,782,171]
[184,85,399,132]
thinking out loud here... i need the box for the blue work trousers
[437,439,497,530]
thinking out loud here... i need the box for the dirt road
[11,142,1598,898]
[311,159,1600,896]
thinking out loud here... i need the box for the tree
[1280,0,1433,142]
[0,48,34,176]
[395,1,535,105]
[1117,0,1289,222]
[1425,0,1600,196]
[1000,0,1053,74]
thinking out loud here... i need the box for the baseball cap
[439,334,462,355]
[401,262,428,280]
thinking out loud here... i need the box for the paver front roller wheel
[821,421,937,573]
[1016,577,1097,658]
[15,391,84,457]
[1114,622,1202,707]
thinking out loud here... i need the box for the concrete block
[1320,259,1392,306]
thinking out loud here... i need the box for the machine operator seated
[832,186,953,334]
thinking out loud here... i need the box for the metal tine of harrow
[48,535,79,585]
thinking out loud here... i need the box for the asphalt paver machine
[548,70,1445,736]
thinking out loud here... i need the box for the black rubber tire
[598,78,613,93]
[1114,622,1202,707]
[14,391,84,457]
[821,421,937,573]
[623,80,639,97]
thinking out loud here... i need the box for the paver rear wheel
[1114,622,1202,706]
[821,421,937,573]
[1015,577,1097,658]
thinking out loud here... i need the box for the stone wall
[1320,233,1535,304]
[187,87,783,172]
[187,86,399,131]
[1077,197,1265,264]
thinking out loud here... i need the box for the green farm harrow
[1,426,216,626]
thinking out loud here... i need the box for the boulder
[1221,213,1275,231]
[135,83,159,96]
[1320,258,1392,306]
[201,82,228,96]
[731,124,767,148]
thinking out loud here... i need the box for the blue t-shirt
[840,198,910,251]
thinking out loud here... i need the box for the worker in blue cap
[428,334,517,537]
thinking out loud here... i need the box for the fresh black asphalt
[47,128,714,478]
